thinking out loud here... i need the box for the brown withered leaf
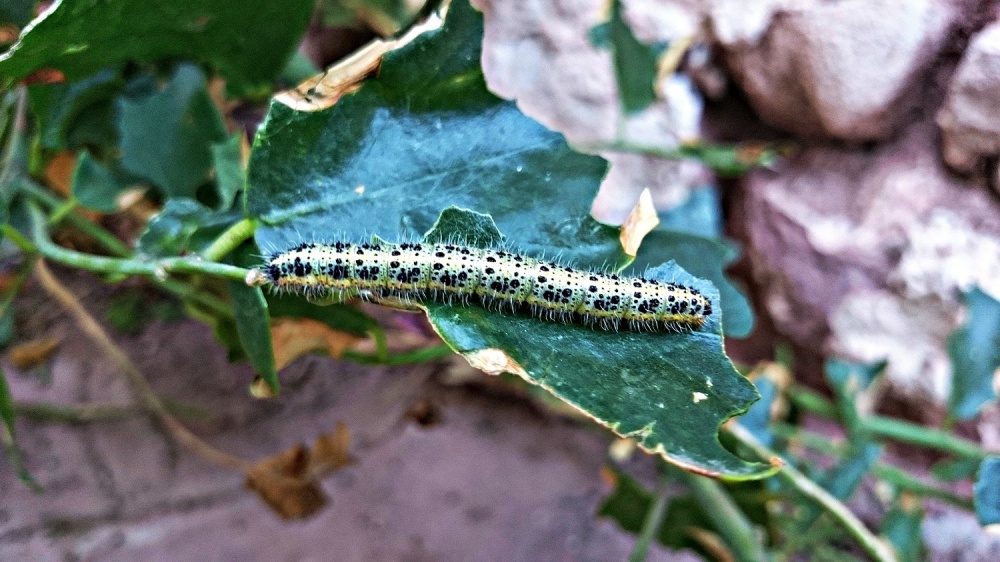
[309,421,355,475]
[43,151,77,197]
[271,318,361,371]
[245,421,354,520]
[9,337,60,370]
[619,188,659,258]
[245,444,328,520]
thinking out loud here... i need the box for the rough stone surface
[712,0,967,141]
[739,121,1000,400]
[938,20,1000,180]
[0,277,682,561]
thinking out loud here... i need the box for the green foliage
[605,0,660,113]
[0,0,313,94]
[975,456,1000,525]
[117,64,227,199]
[948,287,1000,420]
[0,365,41,491]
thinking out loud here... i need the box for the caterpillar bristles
[261,240,711,332]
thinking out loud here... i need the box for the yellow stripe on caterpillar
[262,241,711,332]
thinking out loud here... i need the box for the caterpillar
[260,241,712,332]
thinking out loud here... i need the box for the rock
[712,0,966,141]
[938,21,1000,179]
[740,121,1000,400]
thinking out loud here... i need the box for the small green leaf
[740,377,778,448]
[210,133,245,211]
[932,456,981,482]
[136,198,214,257]
[0,0,313,94]
[948,287,1000,420]
[117,64,227,199]
[801,441,881,528]
[423,207,505,247]
[0,365,42,491]
[630,229,753,338]
[607,0,660,113]
[880,500,925,562]
[229,282,278,395]
[974,456,1000,526]
[28,68,123,151]
[71,151,129,212]
[825,358,886,436]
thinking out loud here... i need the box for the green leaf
[229,281,278,394]
[71,150,128,212]
[630,229,753,338]
[932,456,981,482]
[607,0,660,113]
[0,0,313,94]
[948,287,1000,420]
[739,377,778,448]
[0,365,42,491]
[0,0,34,28]
[880,500,925,562]
[974,456,1000,526]
[825,358,886,436]
[677,143,782,178]
[318,0,411,33]
[210,133,245,211]
[136,198,214,257]
[27,68,123,151]
[117,64,227,199]
[245,0,769,478]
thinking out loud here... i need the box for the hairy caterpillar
[261,241,712,332]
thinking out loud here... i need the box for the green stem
[679,471,766,562]
[341,343,454,366]
[727,424,899,562]
[0,87,26,187]
[1,224,35,253]
[21,183,233,316]
[773,423,974,510]
[628,471,671,562]
[864,415,989,460]
[789,386,990,460]
[200,217,256,262]
[29,204,249,282]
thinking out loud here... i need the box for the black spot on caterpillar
[261,241,712,332]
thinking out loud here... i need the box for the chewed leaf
[245,0,770,478]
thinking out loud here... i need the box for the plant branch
[201,217,256,262]
[29,204,249,282]
[772,423,974,510]
[680,470,766,561]
[33,259,253,471]
[341,343,454,366]
[727,423,899,562]
[628,471,671,562]
[18,180,132,257]
[789,387,990,459]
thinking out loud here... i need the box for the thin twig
[628,471,671,562]
[34,259,253,471]
[680,470,766,561]
[200,217,257,262]
[727,423,899,562]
